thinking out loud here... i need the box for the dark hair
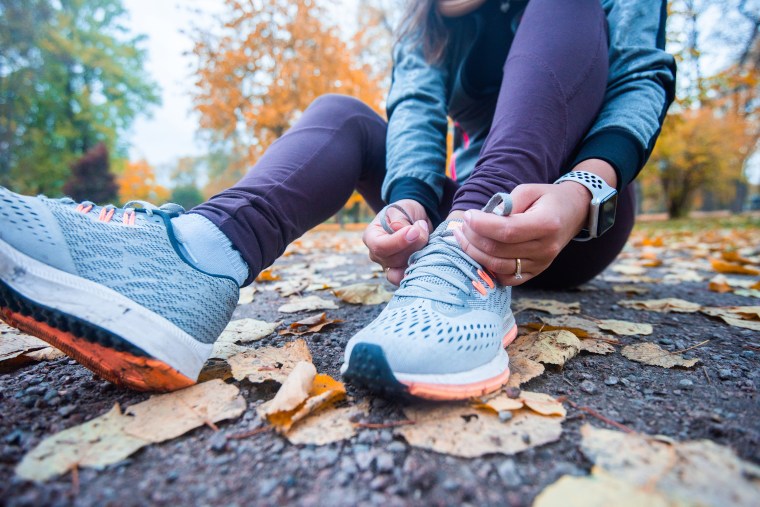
[396,0,449,64]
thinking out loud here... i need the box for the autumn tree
[117,160,170,204]
[190,0,385,195]
[0,0,159,195]
[63,143,118,203]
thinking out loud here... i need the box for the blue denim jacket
[383,0,676,219]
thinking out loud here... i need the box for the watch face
[597,193,618,236]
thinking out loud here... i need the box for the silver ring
[514,258,523,280]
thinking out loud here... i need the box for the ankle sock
[170,213,249,286]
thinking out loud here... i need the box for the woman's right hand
[363,199,432,285]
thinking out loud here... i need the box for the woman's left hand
[452,182,591,286]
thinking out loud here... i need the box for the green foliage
[62,142,118,203]
[170,185,205,210]
[0,0,159,195]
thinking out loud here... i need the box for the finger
[366,221,429,265]
[463,210,546,245]
[459,223,545,260]
[385,206,415,231]
[509,184,546,214]
[387,267,405,286]
[453,228,539,284]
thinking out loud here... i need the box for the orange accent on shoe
[478,269,495,289]
[99,208,115,223]
[123,210,136,226]
[0,308,195,392]
[472,280,487,296]
[76,204,93,213]
[399,325,518,401]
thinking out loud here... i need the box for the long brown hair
[396,0,449,64]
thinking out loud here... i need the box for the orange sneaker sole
[1,308,194,392]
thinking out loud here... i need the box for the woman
[0,0,675,400]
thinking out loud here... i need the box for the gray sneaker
[0,187,238,391]
[342,194,517,400]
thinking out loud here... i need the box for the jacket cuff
[387,177,441,226]
[571,128,644,191]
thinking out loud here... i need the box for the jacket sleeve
[383,35,450,224]
[572,0,677,190]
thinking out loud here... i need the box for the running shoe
[342,193,517,400]
[0,187,239,391]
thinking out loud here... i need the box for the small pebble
[659,338,673,345]
[678,379,693,388]
[579,380,598,395]
[505,387,521,399]
[208,432,227,453]
[387,441,406,453]
[718,369,732,380]
[740,350,755,359]
[375,453,394,474]
[57,405,76,417]
[604,376,619,386]
[498,410,513,423]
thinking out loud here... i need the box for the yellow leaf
[513,299,580,315]
[228,339,312,384]
[618,298,701,313]
[507,330,581,367]
[333,283,393,305]
[710,259,760,276]
[621,342,699,368]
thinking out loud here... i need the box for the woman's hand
[363,199,432,285]
[452,182,592,285]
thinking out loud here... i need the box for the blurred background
[0,0,758,222]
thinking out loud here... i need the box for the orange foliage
[118,160,170,204]
[191,0,386,195]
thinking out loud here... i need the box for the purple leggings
[192,0,635,289]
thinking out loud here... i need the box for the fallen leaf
[237,286,256,305]
[700,305,760,330]
[612,264,648,276]
[16,380,245,482]
[619,298,701,313]
[578,340,616,355]
[211,319,280,359]
[734,289,760,298]
[611,285,650,295]
[708,275,733,293]
[621,342,699,368]
[259,364,347,433]
[710,259,760,276]
[479,391,566,417]
[534,468,670,507]
[279,312,343,336]
[596,319,653,336]
[256,268,281,282]
[396,403,564,458]
[124,380,245,442]
[278,295,339,313]
[525,315,605,339]
[505,357,545,387]
[513,299,580,315]
[333,283,393,305]
[286,401,369,446]
[0,323,64,366]
[507,331,581,367]
[721,250,757,265]
[228,339,312,383]
[574,424,760,507]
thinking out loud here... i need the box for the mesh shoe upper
[0,187,238,345]
[344,219,514,375]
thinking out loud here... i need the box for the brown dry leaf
[256,268,281,282]
[525,315,604,339]
[611,284,650,295]
[578,339,616,355]
[513,299,580,315]
[279,312,343,336]
[640,258,663,268]
[596,319,653,336]
[259,364,347,433]
[752,280,760,290]
[720,250,757,266]
[228,339,312,384]
[710,258,760,276]
[211,318,280,359]
[480,391,566,417]
[396,403,564,458]
[619,298,701,313]
[278,295,339,313]
[642,237,664,247]
[708,274,733,293]
[621,342,699,369]
[333,283,393,305]
[16,380,245,482]
[534,468,670,507]
[573,424,760,507]
[0,323,64,365]
[700,306,760,330]
[124,380,246,442]
[505,357,545,387]
[611,264,648,276]
[507,330,581,367]
[286,401,369,446]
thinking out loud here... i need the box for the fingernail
[464,210,473,223]
[452,228,463,244]
[406,227,420,242]
[416,220,429,233]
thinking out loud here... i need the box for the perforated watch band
[554,170,617,240]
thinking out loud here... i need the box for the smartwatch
[554,170,618,241]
